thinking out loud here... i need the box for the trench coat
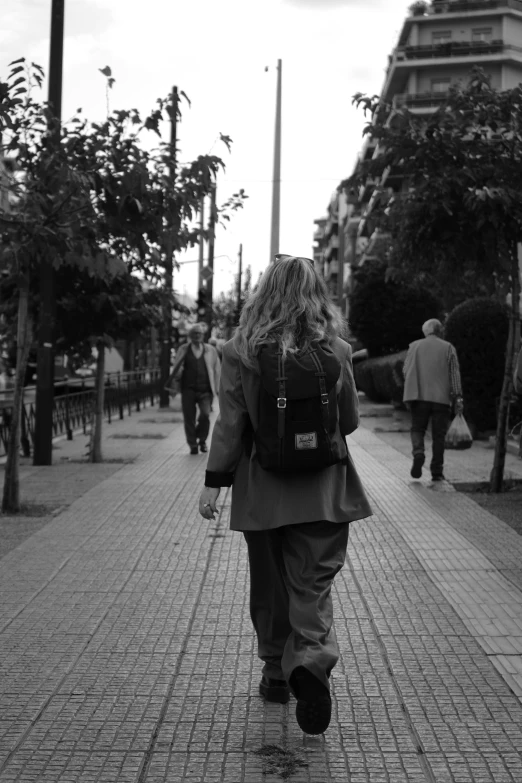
[205,335,372,531]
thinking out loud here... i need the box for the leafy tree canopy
[350,68,522,295]
[0,58,247,359]
[213,265,254,338]
[350,69,522,490]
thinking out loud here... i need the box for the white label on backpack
[295,432,318,450]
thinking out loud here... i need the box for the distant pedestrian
[166,323,221,455]
[403,318,463,482]
[198,255,372,735]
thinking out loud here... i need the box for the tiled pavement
[1,410,522,781]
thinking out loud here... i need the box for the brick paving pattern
[0,406,521,781]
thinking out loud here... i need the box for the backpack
[254,341,347,473]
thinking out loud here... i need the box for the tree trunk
[490,243,521,493]
[89,342,105,463]
[2,280,32,513]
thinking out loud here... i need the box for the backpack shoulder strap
[276,346,287,438]
[308,346,330,429]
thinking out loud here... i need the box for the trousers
[243,520,350,693]
[410,400,451,479]
[181,389,212,447]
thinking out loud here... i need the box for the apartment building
[313,216,327,274]
[315,0,522,302]
[388,0,522,111]
[358,0,522,262]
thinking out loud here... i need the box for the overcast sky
[1,0,411,298]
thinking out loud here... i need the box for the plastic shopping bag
[445,412,473,450]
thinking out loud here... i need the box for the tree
[54,267,165,461]
[213,265,252,339]
[0,59,123,511]
[353,69,522,491]
[0,58,247,503]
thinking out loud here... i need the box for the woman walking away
[198,255,372,735]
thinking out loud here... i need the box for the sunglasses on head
[274,254,314,265]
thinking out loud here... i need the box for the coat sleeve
[167,343,187,386]
[338,342,360,437]
[205,343,249,488]
[403,344,414,379]
[213,349,221,395]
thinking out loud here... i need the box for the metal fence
[0,369,162,459]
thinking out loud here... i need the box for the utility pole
[197,194,205,291]
[159,86,178,408]
[236,243,243,325]
[33,0,64,465]
[269,59,282,264]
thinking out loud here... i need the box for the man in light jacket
[403,318,463,482]
[167,323,221,454]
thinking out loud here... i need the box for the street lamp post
[33,0,64,465]
[269,59,282,264]
[159,86,178,408]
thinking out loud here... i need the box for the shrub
[409,0,428,15]
[444,297,509,432]
[349,276,443,358]
[353,351,407,403]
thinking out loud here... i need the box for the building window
[431,78,451,93]
[432,31,452,44]
[472,28,493,42]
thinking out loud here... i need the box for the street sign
[201,265,213,281]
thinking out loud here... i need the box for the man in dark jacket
[403,319,463,482]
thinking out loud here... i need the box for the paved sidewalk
[0,401,186,559]
[358,399,522,486]
[1,406,522,782]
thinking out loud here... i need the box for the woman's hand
[199,487,221,520]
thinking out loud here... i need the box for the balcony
[359,177,377,204]
[324,236,339,263]
[324,217,339,241]
[394,91,450,109]
[396,39,519,60]
[429,0,522,12]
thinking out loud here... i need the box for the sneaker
[291,666,331,735]
[410,454,425,479]
[259,675,290,704]
[189,446,199,455]
[199,442,208,453]
[431,475,445,481]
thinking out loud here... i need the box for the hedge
[349,276,442,358]
[444,297,509,432]
[353,351,407,403]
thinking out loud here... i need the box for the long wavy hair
[235,255,345,370]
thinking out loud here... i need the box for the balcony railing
[429,0,522,13]
[394,91,450,109]
[396,39,522,60]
